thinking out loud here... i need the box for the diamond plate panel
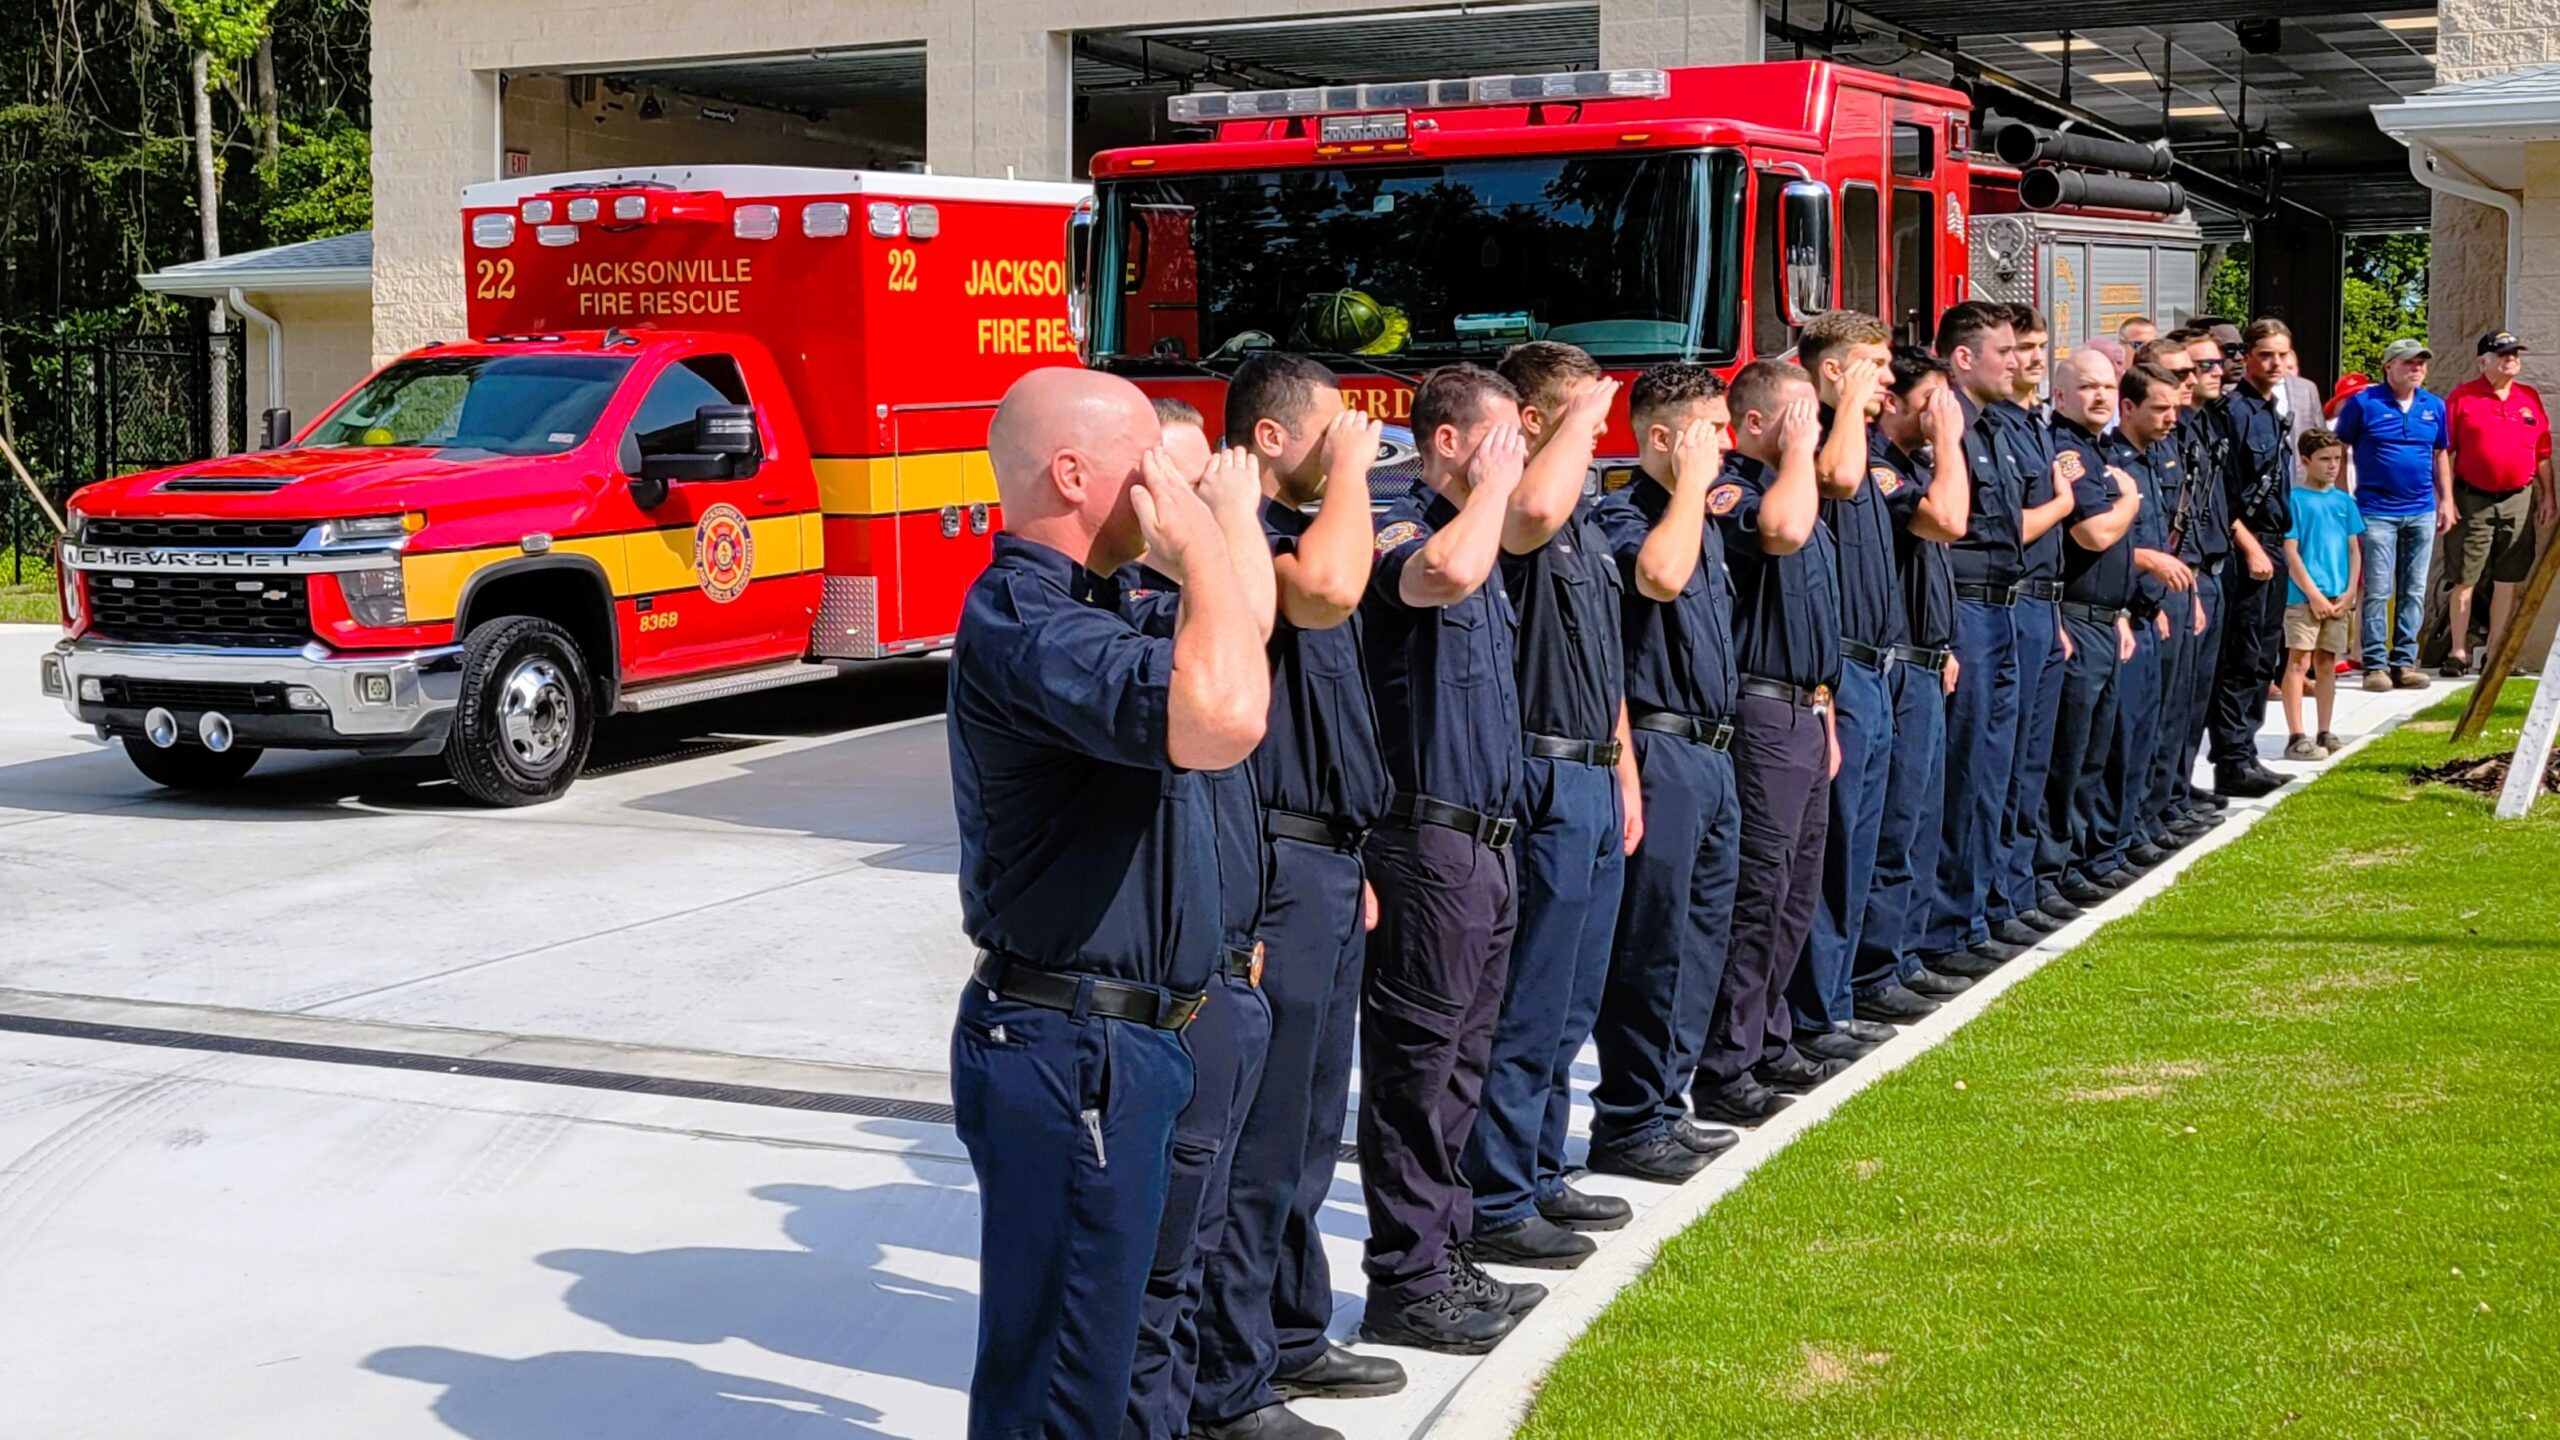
[1969,215,2040,305]
[815,574,882,660]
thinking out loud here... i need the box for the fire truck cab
[42,166,1084,804]
[1074,60,2197,459]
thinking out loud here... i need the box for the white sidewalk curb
[1414,683,2459,1439]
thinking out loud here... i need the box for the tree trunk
[255,36,279,169]
[190,48,232,457]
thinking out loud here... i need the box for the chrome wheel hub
[496,656,573,772]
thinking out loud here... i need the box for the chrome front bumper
[45,637,466,751]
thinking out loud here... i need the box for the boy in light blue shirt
[2281,431,2364,760]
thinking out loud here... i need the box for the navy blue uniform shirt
[950,534,1217,991]
[1592,473,1740,722]
[2107,430,2179,616]
[1710,451,1843,692]
[2219,383,2296,539]
[2055,419,2136,608]
[1258,496,1392,828]
[1362,488,1525,816]
[1117,565,1266,948]
[1873,429,1955,650]
[1948,393,2027,587]
[1502,503,1627,743]
[1821,403,1907,649]
[1998,400,2066,581]
[2173,408,2233,564]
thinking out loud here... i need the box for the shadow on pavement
[622,722,961,869]
[365,1347,892,1438]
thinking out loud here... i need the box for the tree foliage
[2339,232,2428,383]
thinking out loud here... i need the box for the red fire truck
[1073,60,2199,477]
[40,165,1084,804]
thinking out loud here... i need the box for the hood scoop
[158,473,296,494]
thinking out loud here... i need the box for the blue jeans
[2361,512,2436,672]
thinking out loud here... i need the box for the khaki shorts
[2285,603,2350,655]
[2449,483,2536,587]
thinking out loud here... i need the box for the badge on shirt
[1708,483,1744,516]
[1870,464,1903,496]
[2054,449,2086,483]
[1374,520,1423,553]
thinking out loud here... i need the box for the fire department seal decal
[695,503,755,604]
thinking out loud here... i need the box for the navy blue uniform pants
[1193,839,1364,1425]
[2209,563,2285,769]
[1795,656,1894,1033]
[1465,755,1624,1233]
[1698,692,1831,1095]
[1922,599,2020,956]
[2142,588,2200,831]
[953,988,1192,1440]
[1853,658,1949,996]
[1358,819,1517,1306]
[2039,613,2123,890]
[2094,614,2163,871]
[1126,971,1273,1440]
[1590,731,1740,1149]
[2173,572,2227,807]
[1993,596,2065,924]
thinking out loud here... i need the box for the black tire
[445,614,596,807]
[120,737,262,790]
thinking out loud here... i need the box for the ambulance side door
[619,353,804,678]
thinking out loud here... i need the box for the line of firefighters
[943,298,2305,1440]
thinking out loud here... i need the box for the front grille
[86,573,310,648]
[95,678,292,714]
[83,517,316,547]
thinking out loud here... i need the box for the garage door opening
[1070,3,1600,171]
[501,46,925,181]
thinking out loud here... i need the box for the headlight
[63,506,87,544]
[342,567,407,628]
[322,514,414,544]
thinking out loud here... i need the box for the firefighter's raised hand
[1321,409,1384,491]
[1671,415,1724,486]
[1131,444,1226,585]
[1923,379,1964,444]
[1195,444,1261,523]
[1837,356,1884,420]
[1468,423,1528,494]
[1774,397,1820,456]
[1563,376,1621,443]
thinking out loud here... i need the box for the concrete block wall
[370,0,1756,361]
[2429,0,2557,395]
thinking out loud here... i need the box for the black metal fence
[4,328,245,585]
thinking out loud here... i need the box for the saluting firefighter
[1190,355,1408,1440]
[1355,364,1545,1356]
[1462,342,1642,1273]
[948,369,1269,1440]
[1586,363,1745,1181]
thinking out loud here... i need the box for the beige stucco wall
[369,0,1757,362]
[238,290,375,433]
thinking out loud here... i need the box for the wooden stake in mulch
[0,431,65,535]
[2451,519,2560,818]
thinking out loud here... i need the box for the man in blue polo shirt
[2331,337,2449,690]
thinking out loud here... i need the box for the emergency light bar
[1167,68,1668,124]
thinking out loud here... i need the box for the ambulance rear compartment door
[888,400,1002,653]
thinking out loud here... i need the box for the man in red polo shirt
[2440,330,2558,674]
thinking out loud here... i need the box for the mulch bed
[2409,751,2560,796]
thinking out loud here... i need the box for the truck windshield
[1091,149,1741,369]
[302,354,633,456]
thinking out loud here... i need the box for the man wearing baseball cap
[2441,330,2557,675]
[2331,337,2449,689]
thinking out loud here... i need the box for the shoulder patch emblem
[1374,519,1424,553]
[2054,449,2086,483]
[1707,483,1744,516]
[1870,464,1903,496]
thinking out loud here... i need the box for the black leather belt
[1391,792,1518,850]
[1954,581,2018,605]
[1630,707,1734,750]
[2193,556,2227,577]
[972,951,1205,1030]
[1738,675,1833,711]
[1840,637,1888,670]
[2016,579,2067,603]
[1890,644,1951,672]
[1221,942,1265,987]
[1265,807,1364,852]
[1527,732,1622,767]
[2060,601,2125,624]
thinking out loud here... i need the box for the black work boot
[1466,1214,1596,1270]
[1272,1343,1406,1401]
[1359,1288,1514,1355]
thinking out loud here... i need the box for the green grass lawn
[0,553,60,625]
[1523,688,2559,1440]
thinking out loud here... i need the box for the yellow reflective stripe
[399,514,821,623]
[814,450,997,516]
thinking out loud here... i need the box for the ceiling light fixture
[2379,14,2439,29]
[2022,38,2095,53]
[2092,70,2154,84]
[2169,104,2222,117]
